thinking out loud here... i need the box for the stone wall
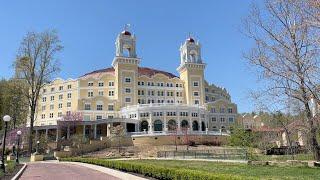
[132,135,228,146]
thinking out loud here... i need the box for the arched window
[168,119,177,131]
[212,126,218,131]
[181,120,189,129]
[189,50,197,62]
[140,121,148,132]
[221,126,226,132]
[154,120,163,131]
[192,121,199,131]
[201,121,206,131]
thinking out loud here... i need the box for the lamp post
[36,140,40,154]
[16,131,21,164]
[2,115,11,173]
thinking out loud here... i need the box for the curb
[11,163,27,180]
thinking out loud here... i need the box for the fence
[157,148,247,160]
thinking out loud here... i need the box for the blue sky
[0,0,260,113]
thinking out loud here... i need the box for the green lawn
[255,154,314,161]
[125,159,320,180]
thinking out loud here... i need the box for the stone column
[148,115,153,134]
[45,129,48,139]
[93,124,97,139]
[107,123,111,137]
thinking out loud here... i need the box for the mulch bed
[2,164,24,180]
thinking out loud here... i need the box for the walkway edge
[61,161,147,180]
[11,163,27,180]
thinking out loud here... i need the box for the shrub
[61,157,246,180]
[6,161,16,173]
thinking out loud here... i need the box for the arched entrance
[181,120,189,130]
[154,120,163,131]
[140,121,148,132]
[192,121,199,131]
[201,121,206,131]
[168,119,177,131]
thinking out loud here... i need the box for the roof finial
[124,24,131,31]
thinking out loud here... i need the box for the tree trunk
[28,107,35,155]
[304,102,320,161]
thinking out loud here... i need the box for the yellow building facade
[29,30,237,141]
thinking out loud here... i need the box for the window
[84,115,90,121]
[59,86,63,91]
[67,84,72,89]
[180,112,188,116]
[192,113,198,117]
[108,105,114,111]
[98,91,104,96]
[66,111,71,116]
[125,77,131,83]
[193,91,199,96]
[41,114,45,119]
[43,89,47,93]
[97,104,103,111]
[125,88,131,93]
[88,91,93,97]
[228,108,233,113]
[58,103,62,109]
[84,104,91,110]
[229,117,234,123]
[98,82,104,87]
[59,94,63,100]
[67,102,71,107]
[51,87,55,92]
[67,93,72,99]
[42,105,46,111]
[107,115,114,119]
[58,112,62,117]
[220,117,225,122]
[212,117,217,122]
[42,97,47,102]
[108,81,114,87]
[194,100,199,105]
[108,90,114,96]
[50,96,54,101]
[193,81,199,87]
[88,82,94,86]
[220,108,225,113]
[50,104,54,110]
[49,113,54,118]
[125,97,131,103]
[96,115,102,120]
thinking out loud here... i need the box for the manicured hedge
[61,157,247,180]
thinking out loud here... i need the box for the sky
[0,0,261,113]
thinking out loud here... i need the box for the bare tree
[243,0,320,160]
[14,30,62,155]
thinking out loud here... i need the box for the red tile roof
[81,67,178,78]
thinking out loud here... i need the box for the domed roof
[121,30,131,36]
[187,37,195,43]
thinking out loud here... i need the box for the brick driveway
[19,162,120,180]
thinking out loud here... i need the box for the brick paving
[19,162,120,180]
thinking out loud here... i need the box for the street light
[16,131,22,164]
[2,115,11,173]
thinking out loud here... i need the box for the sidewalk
[61,161,148,180]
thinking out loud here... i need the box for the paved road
[19,162,120,180]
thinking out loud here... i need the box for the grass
[124,159,320,180]
[254,154,314,161]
